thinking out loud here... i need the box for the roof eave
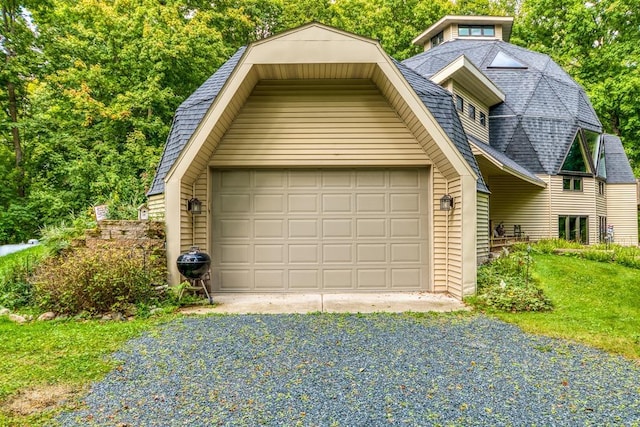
[412,15,514,46]
[430,55,505,106]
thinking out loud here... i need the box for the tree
[515,0,640,172]
[0,0,43,197]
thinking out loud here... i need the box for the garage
[211,168,430,292]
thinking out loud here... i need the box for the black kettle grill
[176,246,212,303]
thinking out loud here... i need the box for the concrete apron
[179,292,469,315]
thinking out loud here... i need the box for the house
[147,16,637,299]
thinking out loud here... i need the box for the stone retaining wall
[83,220,165,251]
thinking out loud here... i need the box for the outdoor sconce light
[187,197,202,214]
[439,194,454,211]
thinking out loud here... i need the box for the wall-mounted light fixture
[439,194,454,211]
[187,197,202,214]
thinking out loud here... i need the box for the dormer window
[455,95,464,112]
[431,31,444,47]
[458,25,495,37]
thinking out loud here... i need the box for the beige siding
[193,171,209,252]
[452,84,489,143]
[550,176,598,244]
[477,192,490,263]
[488,175,550,240]
[211,79,431,166]
[180,181,194,253]
[432,167,464,298]
[606,184,639,245]
[147,194,165,220]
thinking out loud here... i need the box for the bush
[0,246,49,310]
[30,245,167,315]
[471,248,553,313]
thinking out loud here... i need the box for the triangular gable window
[561,133,590,173]
[489,51,527,69]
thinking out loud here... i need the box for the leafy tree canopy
[0,0,637,242]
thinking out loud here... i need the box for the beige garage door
[211,169,429,292]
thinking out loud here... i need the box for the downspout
[548,175,553,238]
[192,182,197,247]
[445,180,449,293]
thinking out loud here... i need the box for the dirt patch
[1,384,82,416]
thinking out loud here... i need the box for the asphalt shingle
[604,134,636,184]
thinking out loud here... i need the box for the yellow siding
[549,176,598,244]
[180,181,194,253]
[211,79,431,166]
[431,167,464,298]
[477,192,490,263]
[452,84,489,143]
[606,184,639,245]
[489,175,550,240]
[193,171,209,252]
[147,194,165,220]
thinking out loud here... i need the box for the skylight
[489,51,527,69]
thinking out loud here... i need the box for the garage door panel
[323,270,353,289]
[323,219,352,238]
[357,270,387,288]
[356,194,385,212]
[254,245,284,263]
[254,219,284,238]
[289,244,319,263]
[289,269,319,289]
[357,244,387,262]
[212,169,429,292]
[220,194,250,213]
[254,194,285,213]
[390,169,420,187]
[322,194,352,213]
[255,270,285,289]
[323,244,353,263]
[390,194,420,213]
[218,219,250,239]
[390,219,421,237]
[288,194,318,213]
[220,245,250,264]
[357,219,386,238]
[391,244,421,263]
[289,219,318,238]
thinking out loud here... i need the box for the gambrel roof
[403,39,604,175]
[149,43,489,196]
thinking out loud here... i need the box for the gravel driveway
[57,314,640,426]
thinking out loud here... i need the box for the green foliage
[31,245,167,315]
[530,239,640,269]
[471,248,553,312]
[0,314,170,425]
[495,254,640,359]
[0,245,49,310]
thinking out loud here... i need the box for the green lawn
[492,253,640,360]
[0,316,169,426]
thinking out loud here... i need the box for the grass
[0,315,173,426]
[490,253,640,360]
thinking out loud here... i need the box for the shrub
[30,245,167,315]
[472,248,553,313]
[0,246,49,310]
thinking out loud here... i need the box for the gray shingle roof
[149,46,489,196]
[403,39,604,175]
[148,47,246,196]
[468,135,545,186]
[604,134,636,184]
[394,60,488,193]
